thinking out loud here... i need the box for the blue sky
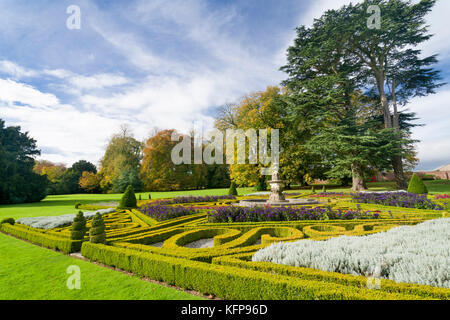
[0,0,449,171]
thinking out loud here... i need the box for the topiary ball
[407,174,428,194]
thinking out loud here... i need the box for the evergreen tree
[294,0,442,189]
[0,119,48,204]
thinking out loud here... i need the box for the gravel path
[149,242,164,247]
[184,238,215,249]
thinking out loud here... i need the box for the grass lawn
[0,187,253,219]
[0,232,202,300]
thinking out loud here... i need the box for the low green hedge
[81,242,426,300]
[212,253,450,300]
[1,223,83,253]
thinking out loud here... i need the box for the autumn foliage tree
[78,171,101,193]
[99,125,142,192]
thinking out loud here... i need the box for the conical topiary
[70,211,87,240]
[322,186,326,193]
[148,193,151,200]
[119,185,137,208]
[311,186,316,193]
[89,213,106,244]
[255,178,267,191]
[228,182,238,196]
[407,174,428,194]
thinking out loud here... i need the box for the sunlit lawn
[0,232,202,300]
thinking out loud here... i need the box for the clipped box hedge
[212,253,450,300]
[81,241,427,300]
[0,222,83,253]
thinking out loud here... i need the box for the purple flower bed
[207,206,379,223]
[351,192,444,210]
[139,204,198,221]
[152,195,236,205]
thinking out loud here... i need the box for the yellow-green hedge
[1,223,83,253]
[81,241,427,300]
[212,253,450,300]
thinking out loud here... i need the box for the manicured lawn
[0,232,202,300]
[0,188,253,219]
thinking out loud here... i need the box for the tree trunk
[375,72,392,129]
[377,75,407,189]
[351,163,367,192]
[391,80,408,189]
[392,156,408,190]
[392,80,400,129]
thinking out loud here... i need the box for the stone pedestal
[268,180,286,203]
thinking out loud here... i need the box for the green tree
[305,0,442,189]
[99,125,142,192]
[0,119,47,204]
[112,167,143,193]
[59,160,97,194]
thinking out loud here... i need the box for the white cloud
[0,60,38,78]
[0,78,59,108]
[68,73,129,90]
[409,88,450,170]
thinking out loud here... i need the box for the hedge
[0,223,83,253]
[81,242,426,300]
[113,227,318,263]
[212,253,450,300]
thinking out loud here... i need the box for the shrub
[89,213,106,244]
[148,193,151,200]
[253,219,450,289]
[15,208,115,229]
[408,174,428,194]
[70,211,87,240]
[311,186,316,193]
[152,195,236,205]
[81,242,426,300]
[322,186,326,193]
[139,205,199,221]
[74,202,82,209]
[207,206,379,223]
[228,182,238,196]
[138,194,142,201]
[255,178,267,191]
[119,185,137,209]
[0,223,82,253]
[0,218,15,225]
[351,192,442,210]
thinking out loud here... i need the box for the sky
[0,0,449,171]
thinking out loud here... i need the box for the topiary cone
[228,182,238,196]
[89,213,106,244]
[119,185,137,209]
[407,174,428,194]
[70,211,87,240]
